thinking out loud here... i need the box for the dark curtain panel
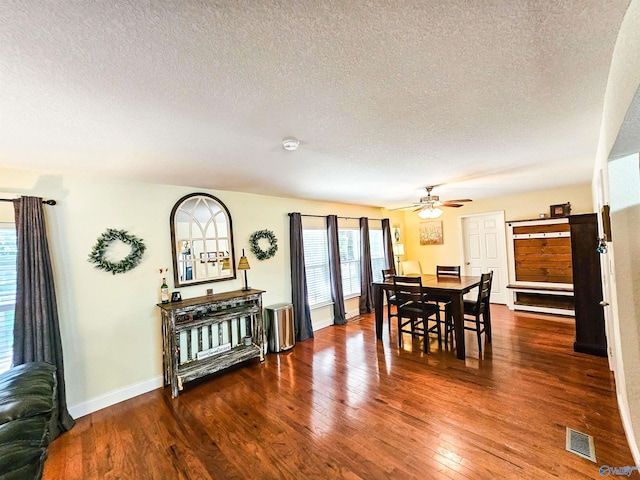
[326,215,346,325]
[359,217,374,314]
[381,219,395,273]
[289,213,314,341]
[13,196,75,439]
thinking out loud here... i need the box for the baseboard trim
[313,317,333,331]
[617,389,640,465]
[68,375,163,419]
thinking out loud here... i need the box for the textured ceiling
[0,1,632,208]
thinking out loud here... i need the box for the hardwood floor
[44,305,634,479]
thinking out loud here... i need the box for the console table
[157,289,265,397]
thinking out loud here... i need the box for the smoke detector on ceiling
[282,139,300,151]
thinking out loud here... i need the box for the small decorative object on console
[171,291,182,302]
[161,278,169,303]
[550,202,571,218]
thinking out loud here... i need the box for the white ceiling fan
[393,185,472,218]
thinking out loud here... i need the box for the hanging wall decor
[249,229,278,260]
[419,221,444,245]
[88,228,146,274]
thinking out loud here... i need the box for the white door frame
[458,210,509,304]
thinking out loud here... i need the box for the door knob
[599,301,609,307]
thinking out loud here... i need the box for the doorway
[460,211,508,304]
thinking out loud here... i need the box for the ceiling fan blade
[441,203,464,208]
[388,205,418,211]
[444,198,473,203]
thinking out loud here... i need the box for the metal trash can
[265,303,295,353]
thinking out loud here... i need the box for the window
[338,229,360,297]
[303,228,331,306]
[0,224,17,374]
[369,228,385,283]
[302,223,387,307]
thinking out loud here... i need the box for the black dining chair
[392,275,442,353]
[462,271,493,354]
[382,268,398,331]
[432,265,461,348]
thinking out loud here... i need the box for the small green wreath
[249,229,278,261]
[88,228,146,275]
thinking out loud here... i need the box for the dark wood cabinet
[569,214,607,356]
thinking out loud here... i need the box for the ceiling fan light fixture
[418,207,443,219]
[282,139,300,151]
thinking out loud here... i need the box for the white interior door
[460,211,508,304]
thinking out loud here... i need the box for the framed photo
[420,221,443,245]
[550,202,571,218]
[171,291,182,302]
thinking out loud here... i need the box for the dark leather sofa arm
[0,363,57,480]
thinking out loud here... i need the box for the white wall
[0,166,393,416]
[592,0,640,463]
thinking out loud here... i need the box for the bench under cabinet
[158,289,265,397]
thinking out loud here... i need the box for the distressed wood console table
[157,289,265,397]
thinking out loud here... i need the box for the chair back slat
[382,269,395,281]
[473,272,493,315]
[436,265,461,277]
[392,275,423,304]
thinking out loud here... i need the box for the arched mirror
[170,193,236,287]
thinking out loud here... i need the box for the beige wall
[592,0,640,463]
[396,183,593,275]
[0,166,397,415]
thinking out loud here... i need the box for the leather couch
[0,362,57,480]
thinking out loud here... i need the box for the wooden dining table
[372,274,481,359]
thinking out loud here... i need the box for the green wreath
[88,228,146,275]
[249,229,278,260]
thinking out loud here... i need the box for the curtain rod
[0,198,57,205]
[289,213,386,221]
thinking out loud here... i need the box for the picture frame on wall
[550,202,571,218]
[419,221,443,245]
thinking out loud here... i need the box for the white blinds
[0,224,17,373]
[303,228,331,306]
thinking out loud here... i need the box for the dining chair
[392,275,441,353]
[401,260,422,276]
[432,265,461,347]
[382,269,398,331]
[462,271,493,354]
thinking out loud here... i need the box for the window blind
[338,228,361,296]
[0,224,17,373]
[369,229,385,283]
[303,228,331,306]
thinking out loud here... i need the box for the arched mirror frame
[170,192,236,287]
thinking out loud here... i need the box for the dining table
[372,274,481,359]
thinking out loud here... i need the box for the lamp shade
[238,255,251,270]
[392,243,405,256]
[418,207,443,219]
[221,258,230,270]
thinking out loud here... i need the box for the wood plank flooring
[44,305,634,479]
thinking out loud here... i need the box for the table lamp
[392,243,405,274]
[237,249,251,291]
